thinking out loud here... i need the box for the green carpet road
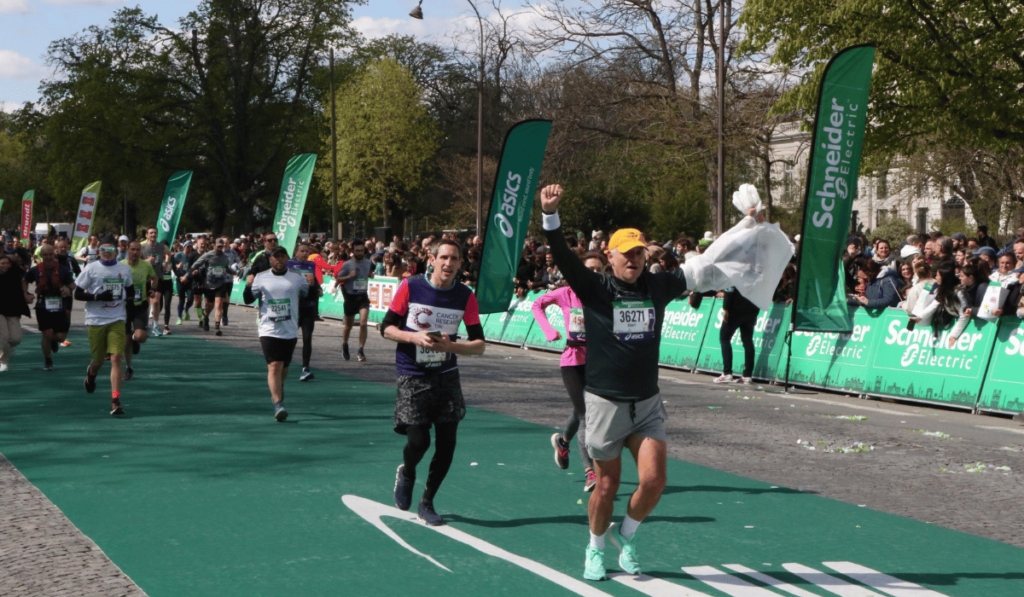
[1,335,1021,596]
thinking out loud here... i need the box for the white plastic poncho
[682,185,794,310]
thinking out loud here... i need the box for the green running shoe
[184,311,190,321]
[583,545,606,581]
[176,318,182,325]
[610,525,641,574]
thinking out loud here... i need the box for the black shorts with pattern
[393,369,466,435]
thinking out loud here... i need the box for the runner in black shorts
[124,241,157,381]
[288,242,322,381]
[23,244,76,371]
[381,239,485,526]
[243,245,309,422]
[337,241,373,362]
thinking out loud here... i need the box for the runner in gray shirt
[188,238,238,335]
[336,241,373,362]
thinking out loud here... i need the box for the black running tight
[560,364,593,470]
[402,422,458,503]
[300,316,315,369]
[160,288,173,326]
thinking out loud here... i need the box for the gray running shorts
[584,392,667,461]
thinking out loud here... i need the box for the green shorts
[88,321,127,362]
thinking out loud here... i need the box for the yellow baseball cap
[608,228,646,254]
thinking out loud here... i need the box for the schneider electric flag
[476,120,552,314]
[272,154,316,253]
[71,182,101,254]
[20,190,34,245]
[794,45,875,333]
[156,171,192,245]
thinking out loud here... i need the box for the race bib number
[416,344,447,365]
[568,308,585,342]
[44,297,63,313]
[209,266,226,278]
[612,299,656,342]
[353,278,368,293]
[267,298,292,322]
[102,278,123,299]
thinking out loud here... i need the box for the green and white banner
[156,171,192,246]
[20,190,34,245]
[794,45,876,333]
[272,154,317,254]
[71,181,101,254]
[476,120,552,314]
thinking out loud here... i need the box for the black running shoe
[274,403,288,422]
[51,339,59,353]
[203,319,210,332]
[132,341,140,355]
[111,400,124,416]
[342,343,350,361]
[418,500,445,526]
[124,367,134,381]
[551,433,570,470]
[394,465,414,511]
[357,348,366,362]
[84,369,96,394]
[215,326,222,336]
[43,360,54,372]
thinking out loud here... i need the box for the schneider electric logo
[494,167,535,238]
[810,97,862,230]
[885,320,983,371]
[798,324,871,358]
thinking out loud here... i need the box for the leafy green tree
[741,0,1024,156]
[318,58,440,228]
[40,0,361,234]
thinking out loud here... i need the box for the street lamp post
[411,0,485,235]
[716,0,726,236]
[329,47,339,241]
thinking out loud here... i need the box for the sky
[0,0,533,112]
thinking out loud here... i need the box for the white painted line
[769,394,927,418]
[823,562,951,596]
[609,572,714,596]
[723,564,820,597]
[681,566,780,596]
[783,563,886,597]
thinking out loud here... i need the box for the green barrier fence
[229,278,1024,414]
[976,318,1024,414]
[657,298,716,370]
[696,301,791,381]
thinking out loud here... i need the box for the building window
[851,210,859,233]
[876,209,888,224]
[877,171,888,200]
[916,208,928,234]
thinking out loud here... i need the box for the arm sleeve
[243,277,260,305]
[864,278,898,309]
[463,292,481,326]
[542,218,600,302]
[531,287,563,342]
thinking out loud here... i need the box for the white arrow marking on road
[783,563,887,597]
[609,572,714,596]
[823,562,950,596]
[343,495,615,597]
[722,564,821,597]
[682,566,786,596]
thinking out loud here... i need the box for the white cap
[118,235,129,242]
[794,234,802,242]
[900,245,921,259]
[703,231,714,241]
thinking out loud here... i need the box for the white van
[35,223,73,239]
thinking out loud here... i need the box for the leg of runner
[213,296,224,336]
[420,421,458,522]
[161,283,173,334]
[0,315,22,371]
[41,329,54,371]
[556,364,594,489]
[299,315,315,381]
[739,320,755,383]
[341,315,353,361]
[357,307,369,361]
[267,361,290,421]
[149,291,162,336]
[125,326,147,380]
[221,283,232,325]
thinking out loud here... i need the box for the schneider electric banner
[476,120,552,314]
[71,181,102,254]
[794,45,876,333]
[156,171,193,246]
[272,154,317,253]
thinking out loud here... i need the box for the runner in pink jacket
[532,253,605,491]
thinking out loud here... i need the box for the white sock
[620,515,641,540]
[589,531,605,550]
